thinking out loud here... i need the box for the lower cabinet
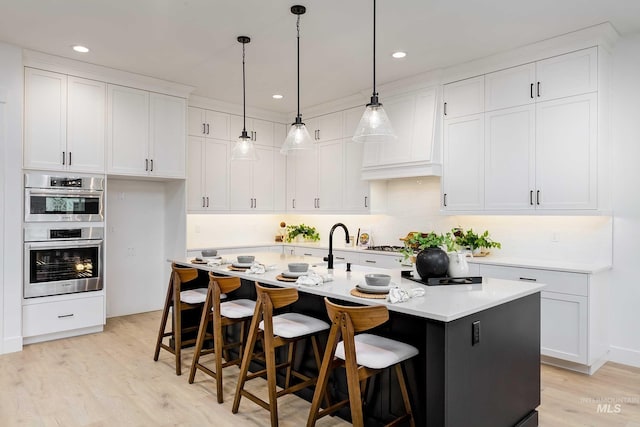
[477,264,608,373]
[23,294,105,339]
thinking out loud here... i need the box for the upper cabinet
[188,106,229,140]
[230,115,275,147]
[107,85,186,178]
[187,137,229,212]
[24,68,105,173]
[360,87,440,180]
[306,111,343,143]
[229,145,276,211]
[442,47,602,214]
[443,76,484,119]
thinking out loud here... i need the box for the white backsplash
[187,176,612,265]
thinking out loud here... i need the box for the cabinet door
[66,77,106,173]
[536,47,597,101]
[107,85,149,175]
[273,142,287,211]
[485,63,536,111]
[484,105,535,210]
[377,93,415,165]
[251,118,274,146]
[205,110,230,140]
[287,147,318,210]
[229,157,254,210]
[188,106,206,136]
[252,146,275,211]
[343,138,370,212]
[317,140,343,211]
[443,75,484,119]
[316,111,343,142]
[541,292,588,364]
[535,93,597,210]
[442,113,484,210]
[274,122,287,150]
[346,106,379,167]
[24,68,67,171]
[203,140,229,210]
[149,93,186,178]
[187,137,205,211]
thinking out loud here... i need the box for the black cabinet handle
[365,260,377,264]
[444,102,447,116]
[150,159,153,171]
[536,190,540,205]
[303,253,313,256]
[530,83,534,99]
[529,190,534,206]
[317,129,320,140]
[537,82,541,97]
[292,198,296,209]
[57,313,74,318]
[316,198,320,209]
[145,158,149,171]
[202,197,205,208]
[206,123,210,135]
[62,151,66,165]
[206,197,209,208]
[202,123,206,134]
[443,193,447,207]
[519,277,537,282]
[364,196,368,208]
[68,152,72,165]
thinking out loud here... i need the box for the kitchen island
[171,252,544,427]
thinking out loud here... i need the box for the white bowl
[237,255,255,264]
[364,273,391,287]
[288,262,309,273]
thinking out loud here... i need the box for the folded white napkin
[207,258,223,266]
[296,271,333,286]
[386,287,425,304]
[247,262,266,274]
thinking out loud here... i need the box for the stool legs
[153,274,183,375]
[232,309,262,415]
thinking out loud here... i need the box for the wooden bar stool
[232,282,330,427]
[188,272,256,403]
[153,263,210,375]
[307,298,418,427]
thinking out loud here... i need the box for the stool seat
[259,312,330,339]
[219,299,256,319]
[180,288,222,304]
[335,333,419,370]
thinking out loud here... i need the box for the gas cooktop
[365,245,405,252]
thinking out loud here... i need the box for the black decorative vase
[415,247,449,280]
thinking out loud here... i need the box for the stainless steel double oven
[23,172,105,298]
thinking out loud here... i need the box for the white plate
[356,282,394,294]
[232,262,253,268]
[281,270,308,278]
[203,256,222,261]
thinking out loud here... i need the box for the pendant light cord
[242,41,247,132]
[296,14,301,120]
[372,0,377,98]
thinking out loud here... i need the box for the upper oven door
[25,188,104,222]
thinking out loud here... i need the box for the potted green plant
[452,228,501,255]
[285,223,320,243]
[401,232,449,280]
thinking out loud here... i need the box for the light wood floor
[0,311,638,427]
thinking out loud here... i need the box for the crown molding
[23,50,195,98]
[189,94,289,123]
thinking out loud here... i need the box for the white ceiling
[1,0,639,114]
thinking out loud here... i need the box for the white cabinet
[187,137,228,211]
[358,252,403,269]
[361,88,440,180]
[442,113,484,210]
[24,68,105,172]
[443,75,484,119]
[230,115,275,147]
[477,264,608,372]
[286,140,343,212]
[22,294,105,338]
[343,139,370,212]
[485,63,536,111]
[188,106,229,140]
[535,47,597,102]
[229,146,276,211]
[307,111,343,142]
[484,105,536,210]
[107,85,186,178]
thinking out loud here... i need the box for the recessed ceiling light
[272,94,283,99]
[392,51,406,59]
[72,45,90,53]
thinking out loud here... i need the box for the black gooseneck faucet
[325,223,350,270]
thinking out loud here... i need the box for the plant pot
[415,247,449,280]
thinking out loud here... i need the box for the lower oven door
[24,239,103,298]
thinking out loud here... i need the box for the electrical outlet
[472,321,480,345]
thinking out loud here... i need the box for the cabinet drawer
[479,264,588,296]
[332,250,359,264]
[358,253,403,269]
[23,295,104,337]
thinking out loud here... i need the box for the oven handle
[25,239,103,249]
[26,188,104,198]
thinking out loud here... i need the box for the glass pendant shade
[231,133,258,161]
[352,103,396,143]
[281,122,314,154]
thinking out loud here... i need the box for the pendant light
[352,0,396,143]
[280,5,314,155]
[231,36,259,161]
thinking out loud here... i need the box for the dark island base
[177,273,540,427]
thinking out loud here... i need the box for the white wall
[0,43,23,354]
[609,32,640,367]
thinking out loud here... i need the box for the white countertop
[172,252,544,323]
[188,243,611,274]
